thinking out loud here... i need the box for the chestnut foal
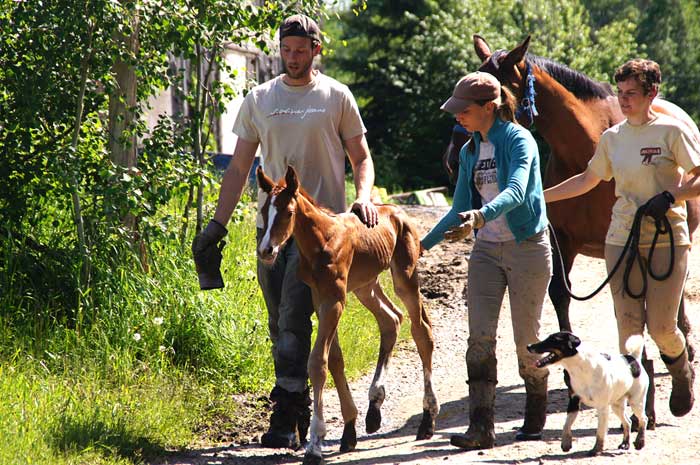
[257,166,438,465]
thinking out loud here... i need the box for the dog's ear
[569,334,581,349]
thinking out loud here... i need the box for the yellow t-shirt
[233,72,366,227]
[588,114,700,247]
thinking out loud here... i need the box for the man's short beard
[284,61,313,80]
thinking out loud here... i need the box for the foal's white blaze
[258,194,280,258]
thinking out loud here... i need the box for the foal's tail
[624,335,645,360]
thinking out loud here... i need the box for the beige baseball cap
[441,72,501,114]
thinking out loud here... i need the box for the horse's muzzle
[258,245,279,267]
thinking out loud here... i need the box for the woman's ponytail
[495,86,517,124]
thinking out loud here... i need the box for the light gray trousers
[466,229,553,383]
[605,244,689,358]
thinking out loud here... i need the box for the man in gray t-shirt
[192,14,378,450]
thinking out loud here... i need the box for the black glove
[192,219,228,290]
[644,191,675,223]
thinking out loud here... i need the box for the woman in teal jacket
[422,72,552,450]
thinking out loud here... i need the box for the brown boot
[450,381,496,450]
[515,376,547,441]
[661,348,695,417]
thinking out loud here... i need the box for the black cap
[279,14,321,43]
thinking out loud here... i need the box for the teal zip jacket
[422,118,548,249]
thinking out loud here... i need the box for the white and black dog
[527,331,649,456]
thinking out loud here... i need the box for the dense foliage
[325,0,699,189]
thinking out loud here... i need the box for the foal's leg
[327,333,358,452]
[304,297,344,465]
[390,240,438,440]
[354,281,403,434]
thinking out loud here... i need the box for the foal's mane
[527,54,614,100]
[271,183,337,216]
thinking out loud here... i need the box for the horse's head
[256,165,300,266]
[474,34,531,99]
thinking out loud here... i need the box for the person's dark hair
[614,59,661,95]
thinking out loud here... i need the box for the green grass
[0,182,412,464]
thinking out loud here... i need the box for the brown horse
[256,166,437,465]
[473,35,699,341]
[473,34,700,426]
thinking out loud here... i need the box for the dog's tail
[624,334,645,360]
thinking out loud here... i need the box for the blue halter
[515,62,538,128]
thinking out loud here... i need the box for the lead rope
[548,205,675,301]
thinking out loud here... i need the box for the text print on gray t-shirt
[474,142,515,242]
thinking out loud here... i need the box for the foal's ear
[257,166,274,194]
[503,35,531,68]
[473,34,492,62]
[284,165,299,193]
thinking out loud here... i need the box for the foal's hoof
[618,440,630,450]
[366,401,382,434]
[302,452,325,465]
[416,409,435,440]
[634,437,645,450]
[340,420,357,452]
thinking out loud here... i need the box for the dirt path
[154,205,700,465]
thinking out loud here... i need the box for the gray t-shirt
[474,141,515,242]
[233,72,366,227]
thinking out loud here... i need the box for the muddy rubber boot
[261,386,300,449]
[515,376,548,441]
[662,349,695,417]
[450,381,496,450]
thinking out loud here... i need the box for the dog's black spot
[623,354,641,378]
[601,353,611,360]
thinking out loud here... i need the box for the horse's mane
[527,54,614,100]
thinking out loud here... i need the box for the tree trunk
[109,1,147,269]
[194,42,204,234]
[70,22,96,299]
[108,3,139,170]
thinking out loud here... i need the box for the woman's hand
[444,210,484,242]
[644,191,675,222]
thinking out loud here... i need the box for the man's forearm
[353,155,375,202]
[213,164,249,226]
[213,138,258,226]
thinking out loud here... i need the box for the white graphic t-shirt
[473,141,515,241]
[233,72,366,227]
[589,114,700,246]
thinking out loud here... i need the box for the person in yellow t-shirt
[545,59,700,418]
